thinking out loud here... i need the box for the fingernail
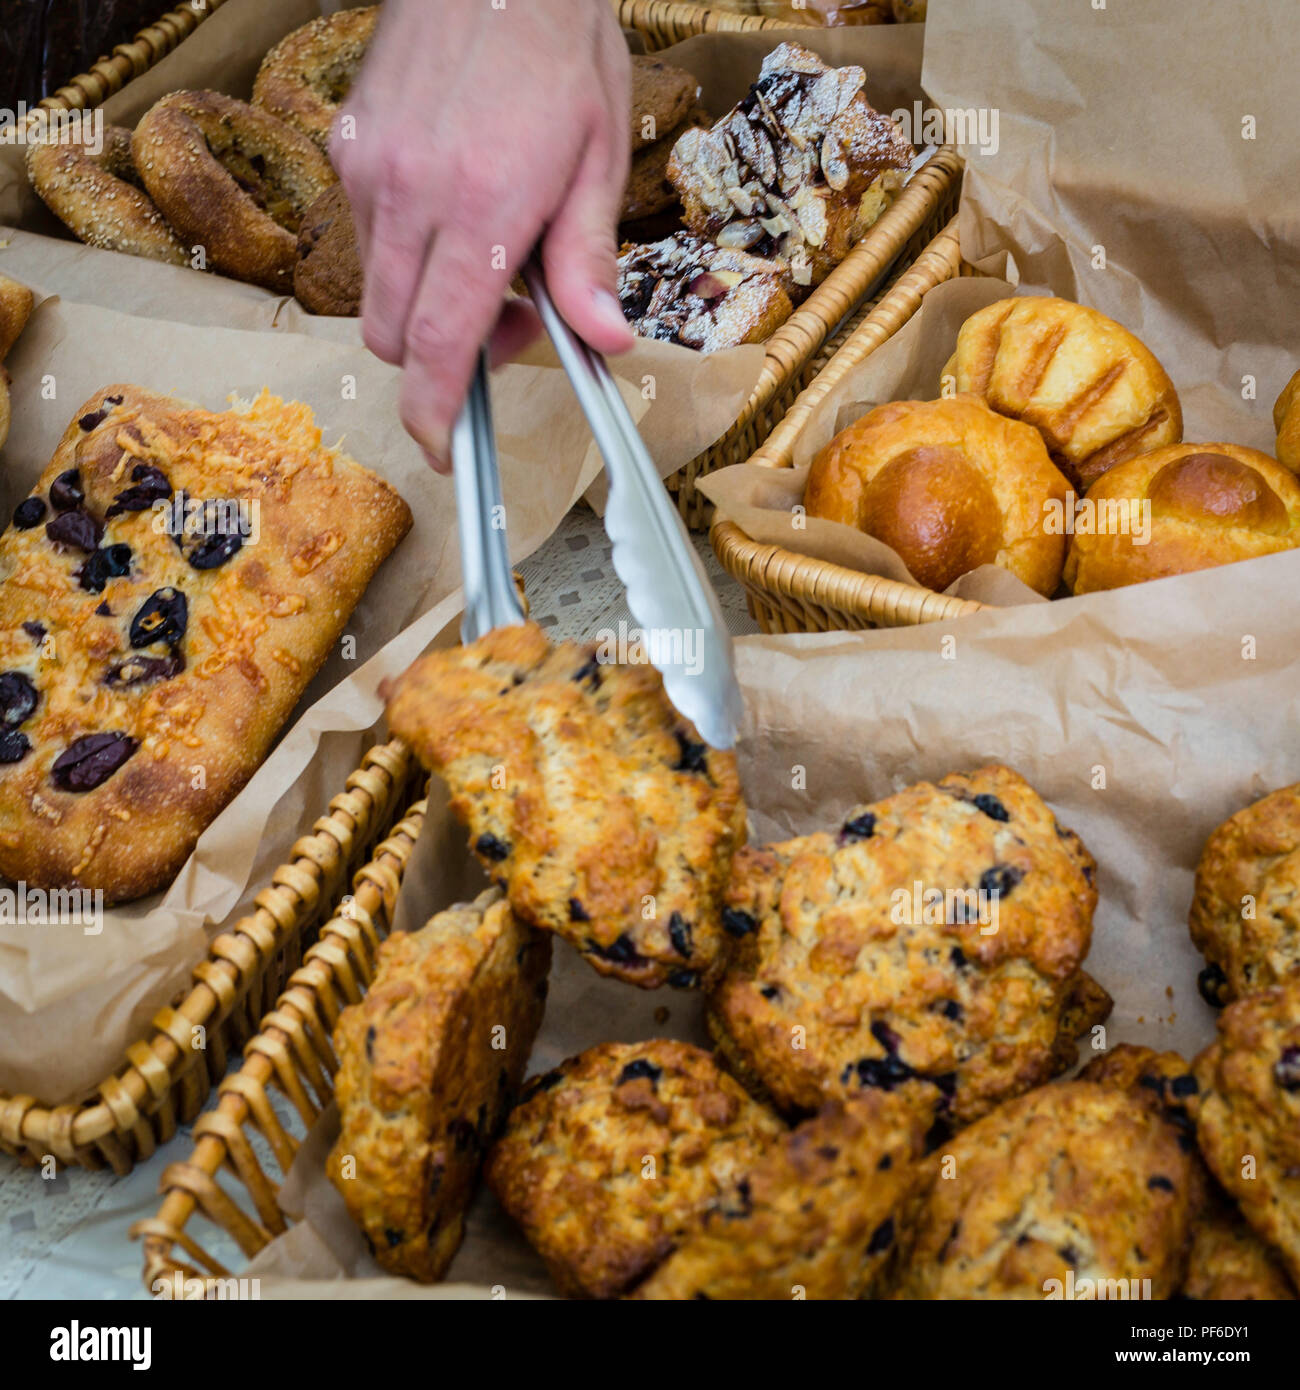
[592,287,631,337]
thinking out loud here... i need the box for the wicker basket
[0,741,422,1175]
[710,217,1001,632]
[133,790,430,1293]
[30,0,231,116]
[617,0,809,45]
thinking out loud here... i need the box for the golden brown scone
[632,1093,930,1300]
[668,42,913,291]
[897,1082,1196,1299]
[943,296,1182,491]
[1183,1203,1296,1300]
[485,1040,784,1298]
[0,273,34,454]
[1078,1042,1295,1298]
[1276,371,1300,472]
[27,125,189,267]
[803,394,1070,595]
[133,91,337,292]
[1189,783,1300,1005]
[629,55,700,150]
[0,275,35,365]
[252,5,380,149]
[617,232,794,352]
[1194,980,1300,1289]
[0,386,411,900]
[709,766,1107,1131]
[1063,443,1300,594]
[327,889,550,1282]
[384,623,747,990]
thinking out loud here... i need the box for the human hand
[332,0,635,471]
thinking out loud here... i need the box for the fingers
[541,118,633,356]
[397,214,546,468]
[488,298,543,368]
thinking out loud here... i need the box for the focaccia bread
[0,385,411,900]
[667,42,914,290]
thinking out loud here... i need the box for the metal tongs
[451,258,744,750]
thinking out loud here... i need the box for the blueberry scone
[617,233,794,351]
[384,622,747,989]
[709,766,1108,1130]
[633,1093,930,1300]
[896,1082,1196,1299]
[484,1040,784,1298]
[1081,1042,1295,1299]
[1189,783,1300,1005]
[0,385,411,900]
[1194,979,1300,1289]
[667,42,914,291]
[327,888,551,1283]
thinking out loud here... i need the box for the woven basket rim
[0,738,415,1173]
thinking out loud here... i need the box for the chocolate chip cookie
[327,888,551,1282]
[633,1092,929,1300]
[709,766,1108,1130]
[897,1082,1196,1299]
[1190,782,1300,1004]
[384,622,748,989]
[485,1040,784,1297]
[1194,979,1300,1289]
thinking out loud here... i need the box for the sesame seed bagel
[132,90,337,293]
[252,5,380,150]
[27,125,188,267]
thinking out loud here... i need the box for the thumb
[540,136,635,355]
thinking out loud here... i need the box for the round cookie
[294,184,363,316]
[709,765,1107,1130]
[252,5,380,150]
[633,1093,930,1300]
[327,888,551,1283]
[1189,782,1300,1003]
[133,90,337,292]
[622,102,710,222]
[485,1040,784,1298]
[1194,979,1300,1290]
[630,54,699,150]
[27,125,188,266]
[896,1082,1196,1299]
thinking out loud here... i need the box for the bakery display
[384,621,747,990]
[1063,443,1300,594]
[895,1082,1196,1298]
[485,1040,784,1298]
[1194,979,1300,1288]
[1276,370,1300,471]
[27,125,189,268]
[632,1093,929,1300]
[942,296,1183,492]
[328,888,550,1282]
[251,5,380,150]
[0,275,34,455]
[0,385,411,900]
[1189,782,1300,1004]
[667,42,914,292]
[617,233,795,352]
[709,765,1107,1127]
[294,184,364,316]
[133,90,338,293]
[803,394,1071,595]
